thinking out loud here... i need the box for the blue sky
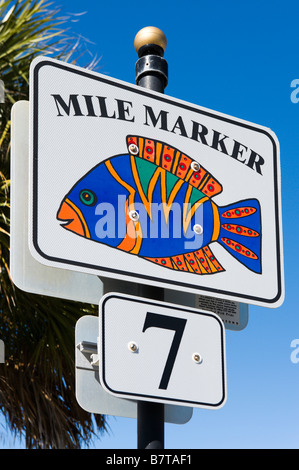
[3,0,299,449]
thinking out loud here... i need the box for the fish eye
[79,189,97,206]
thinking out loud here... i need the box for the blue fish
[57,135,262,274]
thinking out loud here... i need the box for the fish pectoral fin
[145,246,225,275]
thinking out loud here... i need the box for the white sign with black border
[98,293,226,409]
[29,57,284,308]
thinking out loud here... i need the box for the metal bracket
[0,340,4,363]
[135,55,168,88]
[0,80,4,103]
[78,341,97,354]
[76,340,99,369]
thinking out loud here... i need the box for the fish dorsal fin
[126,136,222,198]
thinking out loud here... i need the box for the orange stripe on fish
[127,195,143,255]
[65,198,90,238]
[211,201,220,242]
[130,220,143,254]
[171,150,181,174]
[172,254,189,271]
[222,224,259,237]
[106,159,143,254]
[117,199,136,252]
[161,144,175,172]
[189,167,207,189]
[201,176,222,198]
[105,160,136,196]
[176,154,192,179]
[222,207,257,218]
[156,142,163,166]
[143,138,155,163]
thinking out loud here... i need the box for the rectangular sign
[29,57,284,307]
[195,295,248,330]
[98,293,226,409]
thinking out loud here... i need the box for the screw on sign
[129,210,139,221]
[192,353,203,364]
[128,341,138,353]
[129,143,139,155]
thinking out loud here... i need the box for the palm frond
[0,0,107,449]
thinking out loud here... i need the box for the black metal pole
[137,400,165,449]
[134,26,168,450]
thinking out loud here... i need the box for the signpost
[9,25,285,450]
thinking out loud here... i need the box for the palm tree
[0,0,107,448]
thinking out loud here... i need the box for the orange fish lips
[57,198,90,238]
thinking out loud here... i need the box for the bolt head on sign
[29,57,284,308]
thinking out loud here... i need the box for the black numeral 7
[142,312,187,390]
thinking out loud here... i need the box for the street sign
[0,79,4,103]
[98,293,226,409]
[75,314,193,423]
[10,101,103,303]
[29,56,284,307]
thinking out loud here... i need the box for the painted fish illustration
[57,135,262,274]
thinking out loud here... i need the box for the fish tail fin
[217,199,262,273]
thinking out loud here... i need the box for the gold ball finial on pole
[134,27,167,55]
[134,26,168,92]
